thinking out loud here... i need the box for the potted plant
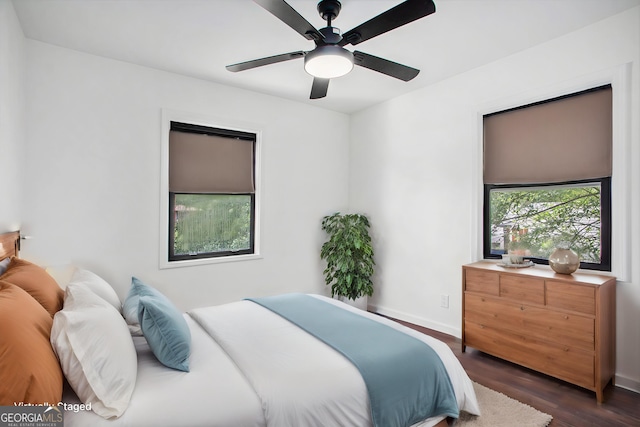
[320,213,375,308]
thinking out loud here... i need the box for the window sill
[483,258,616,278]
[160,253,262,269]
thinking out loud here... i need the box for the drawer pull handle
[520,306,525,311]
[564,347,570,352]
[564,315,569,320]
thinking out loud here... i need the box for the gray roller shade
[169,130,254,193]
[484,86,612,184]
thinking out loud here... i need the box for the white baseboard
[368,303,461,338]
[615,374,640,394]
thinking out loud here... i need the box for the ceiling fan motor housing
[319,26,342,44]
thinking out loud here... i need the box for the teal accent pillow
[122,281,142,327]
[128,277,191,372]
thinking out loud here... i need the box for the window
[168,121,256,262]
[485,179,611,270]
[482,86,612,271]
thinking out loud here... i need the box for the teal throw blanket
[246,294,459,427]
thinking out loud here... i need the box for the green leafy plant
[320,213,375,301]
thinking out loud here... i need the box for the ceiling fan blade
[226,51,305,72]
[353,51,419,81]
[340,0,436,46]
[254,0,323,42]
[310,78,330,99]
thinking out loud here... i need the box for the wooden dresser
[462,261,616,402]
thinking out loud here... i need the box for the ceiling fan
[226,0,436,99]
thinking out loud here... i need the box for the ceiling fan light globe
[304,45,354,79]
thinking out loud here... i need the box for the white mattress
[63,295,479,426]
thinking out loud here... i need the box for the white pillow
[67,268,122,313]
[51,284,136,419]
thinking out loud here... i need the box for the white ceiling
[12,0,640,114]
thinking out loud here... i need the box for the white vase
[549,245,580,274]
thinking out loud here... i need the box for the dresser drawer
[464,321,594,388]
[499,274,544,305]
[546,280,595,315]
[464,269,499,295]
[464,293,595,351]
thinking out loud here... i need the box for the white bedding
[189,295,480,427]
[63,295,479,427]
[62,315,266,427]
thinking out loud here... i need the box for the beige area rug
[454,382,553,427]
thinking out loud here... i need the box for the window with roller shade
[483,85,612,271]
[168,121,256,261]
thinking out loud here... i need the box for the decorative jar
[549,243,580,274]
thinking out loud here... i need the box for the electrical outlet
[440,294,449,308]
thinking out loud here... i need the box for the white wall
[350,7,640,391]
[0,0,25,232]
[10,0,639,394]
[20,41,350,310]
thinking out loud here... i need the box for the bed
[0,230,480,427]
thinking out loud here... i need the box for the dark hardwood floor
[395,319,640,427]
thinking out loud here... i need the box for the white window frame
[159,109,262,269]
[471,63,632,281]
